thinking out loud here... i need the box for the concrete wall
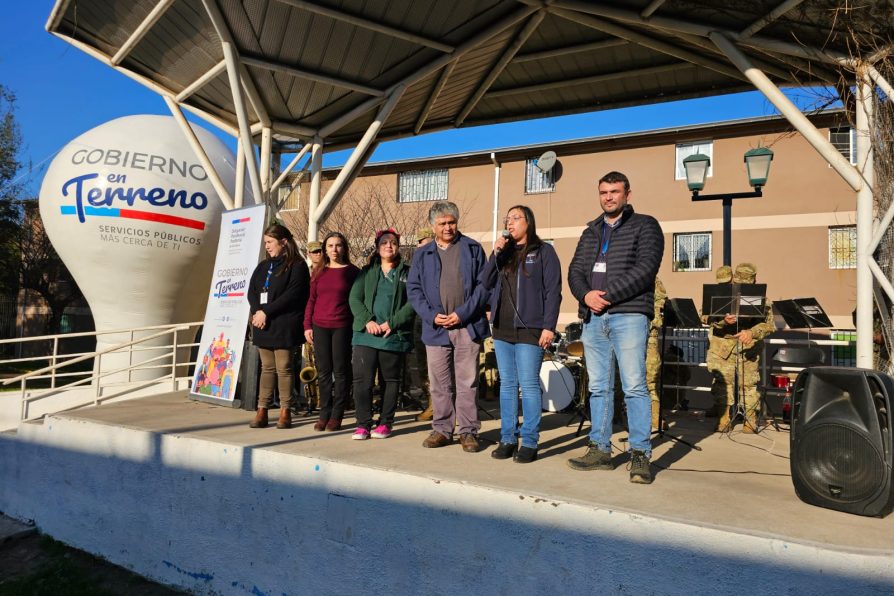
[1,415,892,595]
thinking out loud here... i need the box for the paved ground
[48,391,894,553]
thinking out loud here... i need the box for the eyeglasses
[503,215,525,225]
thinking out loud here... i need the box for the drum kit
[539,323,588,415]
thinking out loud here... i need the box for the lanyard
[263,262,274,291]
[599,222,612,257]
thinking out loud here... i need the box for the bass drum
[539,361,576,412]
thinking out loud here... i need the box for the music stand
[702,283,769,433]
[652,298,702,451]
[774,298,833,334]
[702,283,768,324]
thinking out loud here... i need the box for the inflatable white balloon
[39,115,236,382]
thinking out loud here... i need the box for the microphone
[496,229,512,253]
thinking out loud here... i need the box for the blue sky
[3,2,828,195]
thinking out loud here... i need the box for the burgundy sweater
[304,265,360,329]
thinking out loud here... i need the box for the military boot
[415,401,433,422]
[715,404,731,432]
[743,412,760,434]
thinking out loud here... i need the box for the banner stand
[189,204,266,406]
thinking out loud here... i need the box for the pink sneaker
[370,424,392,439]
[352,427,370,440]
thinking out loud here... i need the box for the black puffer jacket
[567,204,664,322]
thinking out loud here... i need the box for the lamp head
[744,147,773,188]
[682,153,711,192]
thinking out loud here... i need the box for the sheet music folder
[774,298,833,329]
[702,283,767,323]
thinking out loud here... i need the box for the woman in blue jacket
[483,205,562,463]
[349,229,416,440]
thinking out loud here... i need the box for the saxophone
[300,343,319,410]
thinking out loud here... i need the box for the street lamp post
[683,147,774,267]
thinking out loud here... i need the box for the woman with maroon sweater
[304,232,359,431]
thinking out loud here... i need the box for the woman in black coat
[246,223,310,429]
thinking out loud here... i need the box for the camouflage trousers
[706,351,761,414]
[646,334,661,405]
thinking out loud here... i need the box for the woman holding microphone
[483,205,562,463]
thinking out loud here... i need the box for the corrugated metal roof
[46,0,892,147]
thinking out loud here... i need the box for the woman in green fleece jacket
[349,229,416,440]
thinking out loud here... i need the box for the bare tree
[278,180,433,265]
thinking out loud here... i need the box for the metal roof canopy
[47,0,893,367]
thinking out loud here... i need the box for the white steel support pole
[260,127,272,200]
[163,96,234,210]
[314,86,405,223]
[270,143,312,196]
[222,41,264,205]
[856,70,875,368]
[491,153,501,248]
[235,138,245,208]
[308,136,323,242]
[709,32,863,192]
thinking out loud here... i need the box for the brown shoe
[459,433,480,453]
[313,419,328,432]
[325,419,342,432]
[276,408,292,429]
[415,403,433,422]
[249,407,268,428]
[422,431,452,448]
[743,414,761,434]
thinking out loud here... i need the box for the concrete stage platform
[1,392,893,595]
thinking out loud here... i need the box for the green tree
[0,85,23,298]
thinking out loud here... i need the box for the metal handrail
[2,322,204,423]
[3,326,192,386]
[0,321,202,345]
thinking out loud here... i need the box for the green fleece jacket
[349,260,415,352]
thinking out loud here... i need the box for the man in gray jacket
[566,171,664,484]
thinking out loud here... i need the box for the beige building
[289,111,857,329]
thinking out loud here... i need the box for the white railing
[0,321,202,422]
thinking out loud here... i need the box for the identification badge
[260,292,268,304]
[592,262,607,273]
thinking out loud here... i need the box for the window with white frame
[398,168,448,203]
[829,127,856,165]
[675,140,713,180]
[525,158,556,193]
[829,225,857,269]
[673,232,712,272]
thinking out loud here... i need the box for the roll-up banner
[190,204,266,405]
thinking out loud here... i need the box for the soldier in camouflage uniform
[412,228,435,421]
[705,262,775,432]
[646,277,666,430]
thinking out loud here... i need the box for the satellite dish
[536,150,557,173]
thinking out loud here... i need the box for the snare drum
[566,341,584,358]
[540,361,576,412]
[770,374,790,389]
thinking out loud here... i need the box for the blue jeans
[582,312,651,456]
[493,340,544,448]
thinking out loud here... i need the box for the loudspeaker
[790,366,894,517]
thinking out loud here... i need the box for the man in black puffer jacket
[566,171,664,484]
